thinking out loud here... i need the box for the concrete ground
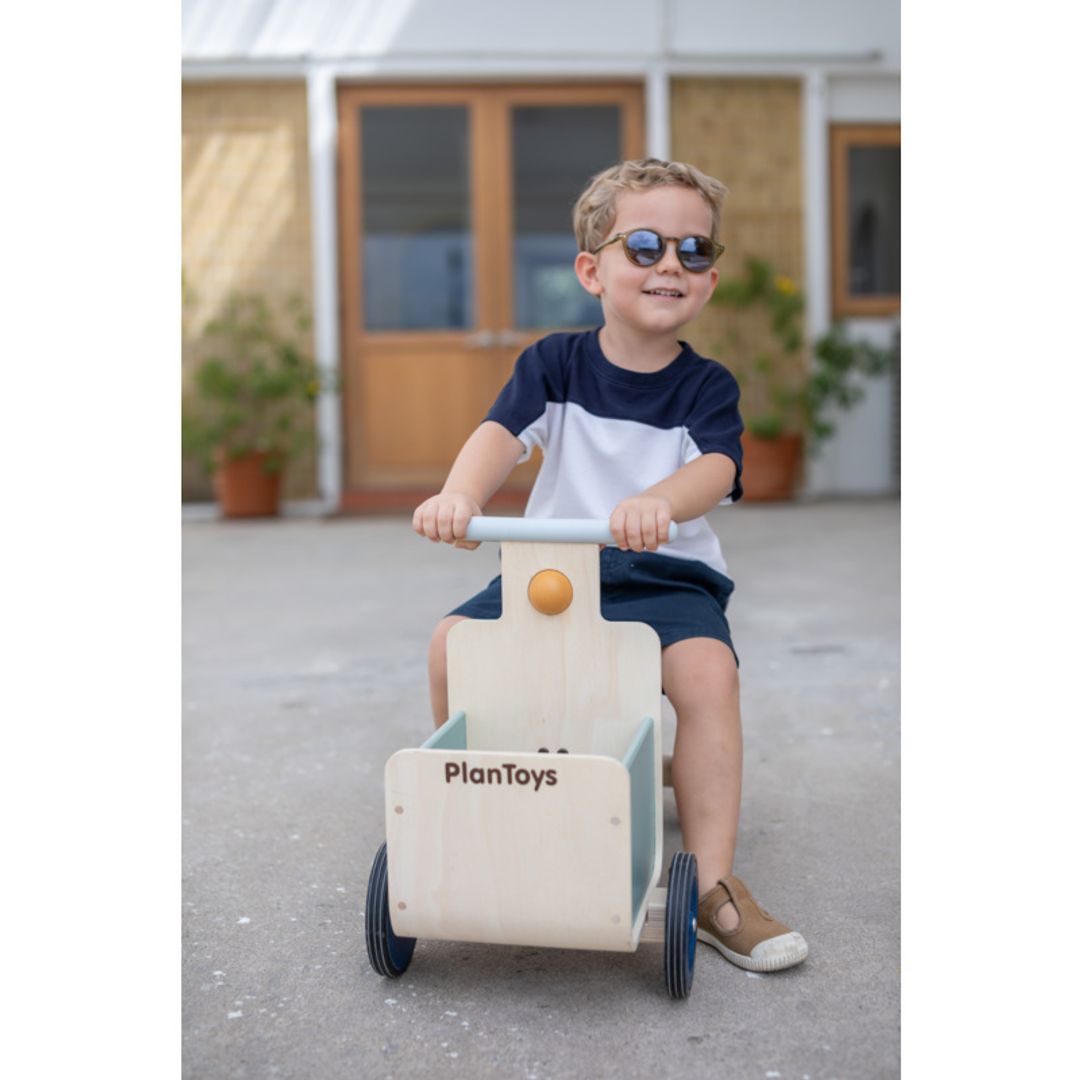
[182,499,899,1080]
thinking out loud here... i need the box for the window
[360,106,472,331]
[511,105,618,329]
[830,124,900,316]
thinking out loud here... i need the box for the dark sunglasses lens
[625,230,664,266]
[678,236,715,272]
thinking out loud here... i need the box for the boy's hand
[412,492,483,549]
[609,495,674,552]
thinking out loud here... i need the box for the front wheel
[364,842,416,977]
[664,851,698,999]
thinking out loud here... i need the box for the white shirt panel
[519,401,729,574]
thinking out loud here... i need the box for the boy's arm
[610,453,737,552]
[412,420,525,548]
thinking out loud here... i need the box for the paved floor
[182,499,899,1080]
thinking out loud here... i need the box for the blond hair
[572,158,728,252]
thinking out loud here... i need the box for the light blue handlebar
[462,517,679,544]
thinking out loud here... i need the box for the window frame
[830,123,901,317]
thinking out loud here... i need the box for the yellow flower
[307,380,320,396]
[774,275,797,295]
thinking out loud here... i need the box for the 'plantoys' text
[444,762,558,790]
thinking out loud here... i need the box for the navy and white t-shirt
[486,329,743,576]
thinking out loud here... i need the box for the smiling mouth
[644,288,684,298]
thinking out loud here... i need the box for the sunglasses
[591,228,724,273]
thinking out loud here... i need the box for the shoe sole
[696,927,809,972]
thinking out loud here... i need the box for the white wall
[829,75,902,121]
[671,0,899,65]
[183,0,900,65]
[806,317,900,496]
[803,71,900,497]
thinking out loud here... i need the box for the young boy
[413,158,808,973]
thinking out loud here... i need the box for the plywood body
[447,543,662,758]
[386,749,637,949]
[384,541,665,950]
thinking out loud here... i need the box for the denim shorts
[448,547,737,664]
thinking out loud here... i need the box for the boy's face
[575,186,720,338]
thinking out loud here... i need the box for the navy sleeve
[485,340,560,456]
[683,365,744,502]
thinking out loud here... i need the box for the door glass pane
[847,145,900,296]
[512,106,620,329]
[361,106,472,330]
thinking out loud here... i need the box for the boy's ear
[574,251,603,297]
[704,265,720,298]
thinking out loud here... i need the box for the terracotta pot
[739,432,803,502]
[213,450,283,518]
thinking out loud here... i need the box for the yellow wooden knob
[527,569,573,615]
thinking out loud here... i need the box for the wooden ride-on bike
[364,517,699,999]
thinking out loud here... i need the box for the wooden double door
[337,83,644,508]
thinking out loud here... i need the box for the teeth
[648,290,681,296]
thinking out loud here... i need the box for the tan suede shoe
[697,875,809,972]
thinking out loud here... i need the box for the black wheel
[364,842,416,977]
[664,851,698,999]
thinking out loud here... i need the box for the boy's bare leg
[428,615,468,727]
[663,636,742,930]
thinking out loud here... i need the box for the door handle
[464,330,530,348]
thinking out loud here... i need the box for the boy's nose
[655,240,682,271]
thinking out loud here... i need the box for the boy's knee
[663,638,739,710]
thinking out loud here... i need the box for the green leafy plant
[710,257,895,451]
[805,323,895,447]
[182,293,326,475]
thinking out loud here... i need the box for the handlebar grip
[462,517,679,544]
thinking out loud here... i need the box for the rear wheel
[664,851,698,999]
[364,842,416,977]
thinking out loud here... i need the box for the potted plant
[182,293,324,518]
[710,257,895,500]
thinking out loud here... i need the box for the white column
[802,67,829,345]
[646,64,670,160]
[801,67,831,495]
[306,64,343,511]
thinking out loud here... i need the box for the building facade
[182,0,900,506]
